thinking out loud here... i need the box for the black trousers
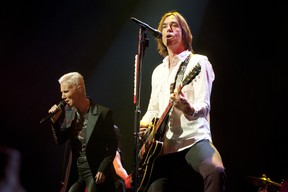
[68,166,96,192]
[68,165,116,192]
[147,139,226,192]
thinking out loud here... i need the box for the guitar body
[136,139,163,192]
[133,63,201,192]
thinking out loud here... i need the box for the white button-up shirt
[141,50,215,154]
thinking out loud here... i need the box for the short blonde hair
[58,72,86,95]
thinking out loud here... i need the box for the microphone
[40,100,65,124]
[131,17,162,38]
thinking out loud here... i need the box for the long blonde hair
[156,11,193,57]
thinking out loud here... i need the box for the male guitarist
[138,11,226,192]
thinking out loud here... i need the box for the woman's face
[60,82,80,108]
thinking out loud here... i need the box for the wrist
[183,105,198,121]
[183,104,195,116]
[124,175,132,189]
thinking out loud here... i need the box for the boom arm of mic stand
[132,27,149,192]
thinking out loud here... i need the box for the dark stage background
[1,0,287,192]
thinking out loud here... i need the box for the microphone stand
[132,26,149,192]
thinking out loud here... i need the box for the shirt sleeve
[189,58,215,119]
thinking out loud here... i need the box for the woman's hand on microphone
[48,104,62,123]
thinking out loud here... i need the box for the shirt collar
[162,50,191,68]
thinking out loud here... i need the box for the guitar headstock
[182,63,201,86]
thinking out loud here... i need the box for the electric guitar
[134,63,201,192]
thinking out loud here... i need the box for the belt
[77,156,87,165]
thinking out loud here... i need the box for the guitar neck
[154,101,173,132]
[153,83,184,133]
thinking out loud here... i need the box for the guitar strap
[156,54,192,140]
[171,53,192,93]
